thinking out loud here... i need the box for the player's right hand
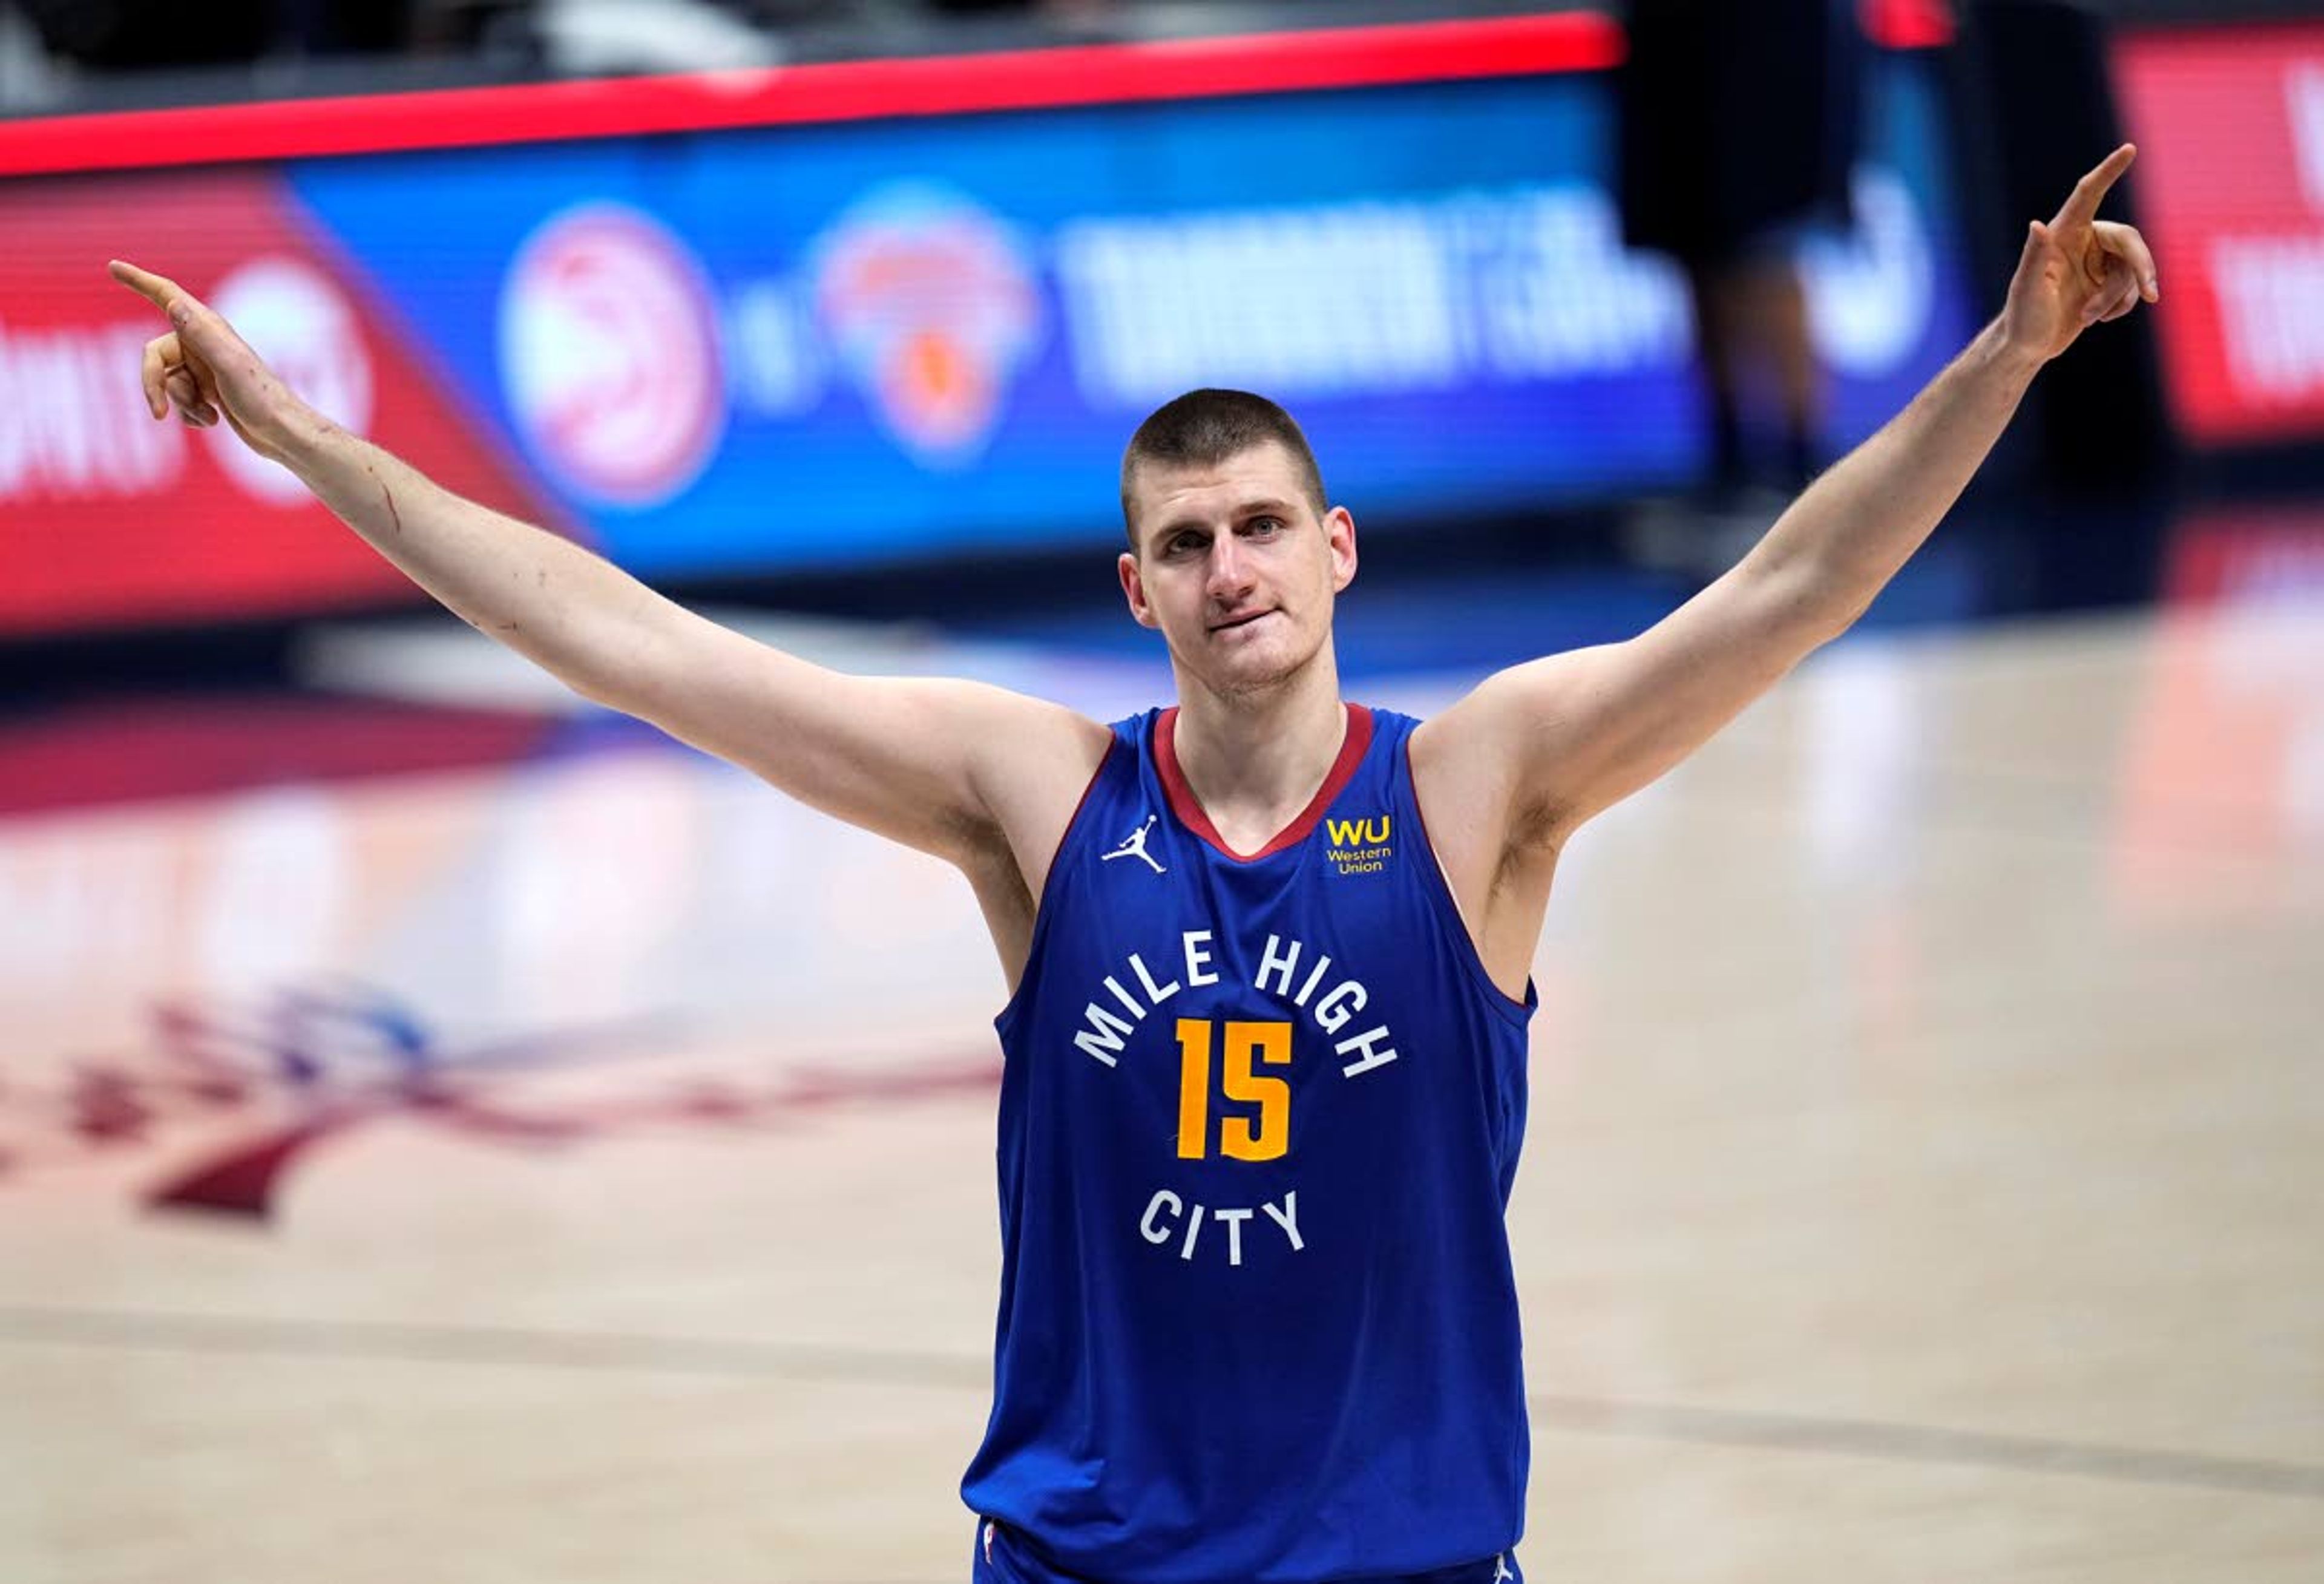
[107,260,313,463]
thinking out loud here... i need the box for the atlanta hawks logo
[1101,814,1165,874]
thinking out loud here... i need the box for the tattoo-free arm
[110,260,1104,863]
[1428,145,2159,843]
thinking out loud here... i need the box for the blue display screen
[286,55,1975,575]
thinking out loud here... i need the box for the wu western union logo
[1325,814,1391,875]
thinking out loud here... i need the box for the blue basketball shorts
[970,1519,1525,1584]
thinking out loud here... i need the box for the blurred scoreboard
[2114,19,2324,450]
[0,13,1974,637]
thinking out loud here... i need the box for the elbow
[1744,549,1859,652]
[1799,589,1869,650]
[565,673,626,713]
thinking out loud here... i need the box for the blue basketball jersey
[960,704,1537,1584]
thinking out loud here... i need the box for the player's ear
[1119,549,1158,628]
[1324,506,1357,592]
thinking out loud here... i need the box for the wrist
[268,399,343,468]
[1981,315,2050,387]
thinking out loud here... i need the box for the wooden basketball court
[2,595,2318,1582]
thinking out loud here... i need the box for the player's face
[1117,442,1357,698]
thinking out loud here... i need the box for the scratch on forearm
[377,477,402,536]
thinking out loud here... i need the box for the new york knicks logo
[810,182,1041,467]
[1324,814,1391,876]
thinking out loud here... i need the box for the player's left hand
[2001,143,2159,365]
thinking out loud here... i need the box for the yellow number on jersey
[1175,1018,1292,1160]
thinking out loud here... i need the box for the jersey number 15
[1175,1018,1291,1161]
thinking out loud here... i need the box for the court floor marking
[4,1304,2317,1502]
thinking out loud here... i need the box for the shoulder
[1405,682,1535,845]
[1397,690,1561,1000]
[963,690,1134,877]
[946,695,1130,980]
[964,688,1119,810]
[1388,702,1531,906]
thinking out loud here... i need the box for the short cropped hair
[1120,389,1328,549]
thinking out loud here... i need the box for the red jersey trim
[1155,702,1374,863]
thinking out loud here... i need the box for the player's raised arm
[1427,144,2160,845]
[106,260,1106,866]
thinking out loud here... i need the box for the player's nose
[1205,535,1255,598]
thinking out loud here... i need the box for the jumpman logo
[1492,1556,1514,1583]
[1101,814,1166,874]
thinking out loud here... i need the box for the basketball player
[109,144,2156,1584]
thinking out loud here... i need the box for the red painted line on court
[0,696,560,816]
[0,13,1624,178]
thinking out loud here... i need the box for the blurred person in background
[13,0,419,66]
[1619,0,1866,522]
[13,0,278,68]
[102,140,2153,1584]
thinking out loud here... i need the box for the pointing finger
[2053,143,2136,231]
[108,258,200,326]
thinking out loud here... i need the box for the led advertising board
[2114,22,2324,448]
[0,16,1972,635]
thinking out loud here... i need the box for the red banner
[2115,23,2324,447]
[0,16,1630,180]
[0,171,557,636]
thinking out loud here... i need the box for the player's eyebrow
[1147,497,1299,553]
